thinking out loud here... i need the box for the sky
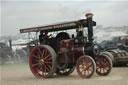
[1,0,128,36]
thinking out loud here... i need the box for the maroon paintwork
[57,39,85,63]
[57,39,74,63]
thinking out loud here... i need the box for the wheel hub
[101,62,105,67]
[39,59,44,65]
[83,65,87,70]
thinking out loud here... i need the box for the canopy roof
[20,19,96,33]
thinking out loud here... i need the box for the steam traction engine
[20,13,112,78]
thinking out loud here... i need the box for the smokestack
[86,13,94,44]
[9,40,12,50]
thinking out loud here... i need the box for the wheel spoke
[38,48,42,55]
[79,65,83,69]
[46,64,52,70]
[96,66,100,69]
[44,54,51,60]
[102,68,105,73]
[43,65,49,72]
[99,68,101,72]
[42,49,45,58]
[33,59,39,62]
[88,64,93,68]
[86,70,90,75]
[105,62,109,67]
[37,52,41,59]
[88,68,92,72]
[42,66,46,75]
[103,58,107,62]
[42,70,45,76]
[45,61,52,64]
[47,57,52,61]
[96,62,100,66]
[83,71,86,75]
[37,65,41,70]
[38,65,42,71]
[32,63,39,67]
[82,60,86,64]
[44,49,48,56]
[104,67,109,71]
[33,55,39,60]
[86,58,89,63]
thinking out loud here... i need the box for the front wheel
[95,55,112,76]
[76,55,96,78]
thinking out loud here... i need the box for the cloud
[1,1,128,36]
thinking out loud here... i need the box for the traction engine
[20,13,112,78]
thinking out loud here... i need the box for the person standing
[39,31,48,44]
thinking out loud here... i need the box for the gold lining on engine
[83,47,85,55]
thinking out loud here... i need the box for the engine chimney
[9,40,12,50]
[86,13,94,44]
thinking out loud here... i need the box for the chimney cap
[85,13,93,18]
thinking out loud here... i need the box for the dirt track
[1,63,128,85]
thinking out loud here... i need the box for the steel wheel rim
[77,56,95,78]
[96,56,112,76]
[30,46,54,78]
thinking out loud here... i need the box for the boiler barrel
[74,46,85,57]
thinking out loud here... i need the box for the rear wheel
[29,45,57,78]
[95,55,112,76]
[76,55,96,78]
[56,66,75,76]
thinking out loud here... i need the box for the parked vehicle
[0,41,14,64]
[100,36,128,66]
